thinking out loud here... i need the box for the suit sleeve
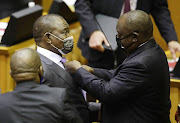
[74,62,150,103]
[62,89,83,123]
[93,68,116,81]
[75,0,99,38]
[151,0,178,43]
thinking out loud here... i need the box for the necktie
[124,0,131,13]
[60,57,67,64]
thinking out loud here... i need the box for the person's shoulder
[43,86,67,95]
[0,92,13,104]
[37,85,68,99]
[0,91,13,97]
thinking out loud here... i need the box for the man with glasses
[65,10,171,123]
[33,14,90,123]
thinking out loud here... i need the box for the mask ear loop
[44,32,60,50]
[44,32,73,55]
[45,32,65,42]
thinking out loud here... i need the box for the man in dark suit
[0,48,82,123]
[33,14,90,123]
[75,0,180,69]
[65,10,171,123]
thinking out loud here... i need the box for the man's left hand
[168,41,180,60]
[64,60,82,73]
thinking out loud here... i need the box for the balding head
[116,10,153,55]
[117,10,153,39]
[33,14,68,43]
[10,48,43,83]
[33,14,71,55]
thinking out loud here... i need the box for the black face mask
[116,33,134,50]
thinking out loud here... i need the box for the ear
[9,70,13,78]
[39,65,44,77]
[46,39,51,44]
[44,33,51,43]
[132,32,139,42]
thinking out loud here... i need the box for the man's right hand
[89,31,110,52]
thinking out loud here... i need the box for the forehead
[116,18,126,33]
[54,19,69,32]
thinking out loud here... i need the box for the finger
[176,46,180,52]
[103,37,110,47]
[97,45,104,52]
[170,49,176,61]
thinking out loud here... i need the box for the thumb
[103,37,110,47]
[99,44,105,52]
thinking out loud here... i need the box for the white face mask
[45,32,74,55]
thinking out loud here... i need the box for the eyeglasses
[116,33,133,43]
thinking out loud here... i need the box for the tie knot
[60,57,67,64]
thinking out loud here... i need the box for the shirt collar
[37,46,63,65]
[138,41,148,48]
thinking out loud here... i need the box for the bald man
[65,10,171,123]
[33,14,90,123]
[0,48,82,123]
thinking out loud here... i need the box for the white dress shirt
[37,46,65,69]
[37,46,87,100]
[120,0,138,15]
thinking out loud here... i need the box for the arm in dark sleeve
[74,62,149,103]
[93,68,116,81]
[62,89,83,123]
[151,0,178,43]
[75,0,99,38]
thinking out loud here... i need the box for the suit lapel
[136,0,142,10]
[51,62,75,88]
[117,0,125,16]
[38,53,75,89]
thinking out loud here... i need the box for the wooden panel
[170,87,179,123]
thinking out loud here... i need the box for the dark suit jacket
[75,0,178,68]
[39,53,90,123]
[73,39,171,123]
[0,81,83,123]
